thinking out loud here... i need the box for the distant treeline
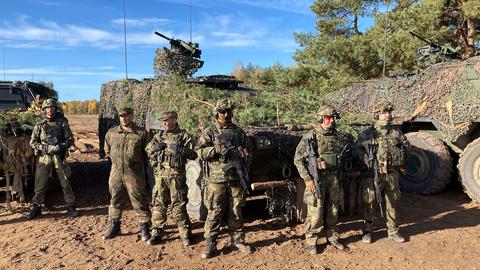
[61,100,98,115]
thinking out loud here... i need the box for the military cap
[118,107,134,116]
[41,98,59,109]
[160,111,178,120]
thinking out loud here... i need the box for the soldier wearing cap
[197,98,253,259]
[101,107,152,242]
[353,102,410,243]
[28,98,78,219]
[293,104,347,254]
[144,111,197,246]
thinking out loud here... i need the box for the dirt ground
[0,115,479,270]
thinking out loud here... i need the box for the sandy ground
[0,115,479,270]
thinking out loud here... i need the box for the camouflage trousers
[361,170,401,234]
[151,171,191,238]
[108,165,151,223]
[203,181,246,243]
[32,155,75,205]
[303,172,340,246]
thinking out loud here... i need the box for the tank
[324,50,480,203]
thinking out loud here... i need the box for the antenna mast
[2,36,5,80]
[123,0,129,79]
[189,0,192,42]
[382,1,391,77]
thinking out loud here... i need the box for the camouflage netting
[324,56,480,142]
[154,48,204,78]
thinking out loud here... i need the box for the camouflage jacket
[294,126,347,182]
[197,122,252,183]
[353,125,410,170]
[30,117,73,160]
[105,124,150,169]
[145,125,197,173]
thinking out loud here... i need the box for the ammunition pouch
[319,153,338,168]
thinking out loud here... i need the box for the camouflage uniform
[198,99,252,258]
[145,116,197,242]
[30,100,75,209]
[353,104,410,242]
[294,125,347,248]
[104,122,151,223]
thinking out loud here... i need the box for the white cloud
[111,18,173,27]
[4,66,150,78]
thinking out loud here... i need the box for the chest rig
[313,129,343,169]
[158,129,186,170]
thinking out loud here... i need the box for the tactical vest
[314,130,344,169]
[38,120,66,145]
[156,128,189,170]
[376,133,405,169]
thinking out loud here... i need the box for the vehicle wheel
[458,138,480,203]
[186,160,207,221]
[400,132,452,194]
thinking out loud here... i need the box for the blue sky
[0,0,321,101]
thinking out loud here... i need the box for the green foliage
[0,110,43,135]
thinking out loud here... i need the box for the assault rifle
[306,138,321,199]
[361,141,384,218]
[216,133,251,194]
[44,135,69,182]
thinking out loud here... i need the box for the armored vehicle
[325,49,480,203]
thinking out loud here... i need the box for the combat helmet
[41,98,59,110]
[213,98,235,117]
[316,104,340,121]
[373,101,394,114]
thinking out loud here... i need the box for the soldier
[27,98,78,219]
[293,105,346,254]
[145,111,198,246]
[197,98,253,259]
[353,102,409,243]
[101,108,152,242]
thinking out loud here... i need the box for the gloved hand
[46,144,61,155]
[154,142,167,152]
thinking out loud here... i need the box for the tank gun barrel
[409,31,439,48]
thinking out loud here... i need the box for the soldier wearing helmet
[293,104,347,254]
[28,98,78,219]
[197,98,253,259]
[144,111,197,246]
[353,102,410,244]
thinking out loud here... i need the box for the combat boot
[329,239,345,251]
[101,219,121,240]
[201,240,217,259]
[139,222,151,241]
[388,232,405,243]
[233,242,252,253]
[27,204,42,219]
[147,229,162,245]
[67,205,79,217]
[362,231,372,244]
[306,245,319,255]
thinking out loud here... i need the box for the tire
[400,132,452,194]
[185,160,207,221]
[458,138,480,203]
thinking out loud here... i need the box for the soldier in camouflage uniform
[353,102,410,243]
[101,108,152,242]
[197,98,253,259]
[145,111,198,246]
[293,105,346,254]
[27,99,78,219]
